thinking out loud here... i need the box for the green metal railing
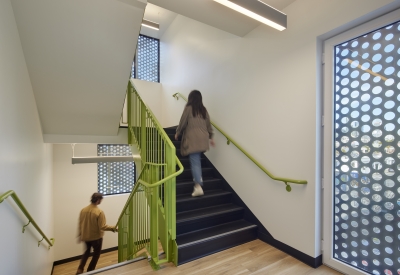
[117,81,183,268]
[0,190,55,249]
[172,93,307,192]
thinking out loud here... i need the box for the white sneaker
[192,184,204,197]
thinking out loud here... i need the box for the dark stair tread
[176,189,231,203]
[176,220,257,247]
[181,167,213,173]
[178,154,206,159]
[176,177,220,184]
[177,203,243,222]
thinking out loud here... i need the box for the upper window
[97,144,135,195]
[131,35,159,83]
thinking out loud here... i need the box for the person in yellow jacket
[76,193,117,274]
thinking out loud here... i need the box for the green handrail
[115,158,184,226]
[0,190,55,248]
[172,92,307,192]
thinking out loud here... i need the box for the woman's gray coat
[176,106,213,156]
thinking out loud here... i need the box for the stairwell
[164,127,259,265]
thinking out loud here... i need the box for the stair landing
[52,240,342,275]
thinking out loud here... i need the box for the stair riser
[144,170,210,179]
[172,140,180,147]
[177,227,258,265]
[176,193,232,212]
[165,133,176,140]
[178,158,207,169]
[176,180,223,195]
[176,150,205,158]
[177,210,244,235]
[164,128,177,135]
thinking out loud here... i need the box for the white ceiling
[140,3,178,39]
[9,0,296,141]
[147,0,297,37]
[11,0,146,138]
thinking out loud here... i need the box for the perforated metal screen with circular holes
[97,144,135,196]
[333,21,400,275]
[131,35,159,82]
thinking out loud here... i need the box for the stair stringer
[202,156,323,268]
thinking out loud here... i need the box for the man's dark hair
[91,193,103,203]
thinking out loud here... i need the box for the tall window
[131,34,160,82]
[97,144,135,195]
[332,21,399,275]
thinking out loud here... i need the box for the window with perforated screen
[333,21,400,275]
[97,144,135,195]
[131,35,159,82]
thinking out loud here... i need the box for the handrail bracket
[284,182,292,192]
[38,237,44,247]
[22,220,31,233]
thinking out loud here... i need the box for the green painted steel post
[128,198,134,259]
[150,166,159,265]
[165,146,176,262]
[118,219,121,262]
[127,82,132,145]
[141,101,147,168]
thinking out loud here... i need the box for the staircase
[164,127,258,265]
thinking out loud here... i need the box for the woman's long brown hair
[187,90,207,119]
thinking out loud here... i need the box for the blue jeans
[189,152,203,186]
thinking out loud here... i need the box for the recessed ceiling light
[142,19,159,31]
[214,0,286,31]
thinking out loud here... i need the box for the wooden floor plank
[52,240,343,275]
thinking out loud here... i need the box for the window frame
[322,8,400,275]
[131,34,160,83]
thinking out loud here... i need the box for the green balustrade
[117,81,183,269]
[172,92,307,192]
[0,190,55,249]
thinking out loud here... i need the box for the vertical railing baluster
[118,84,182,267]
[140,102,146,169]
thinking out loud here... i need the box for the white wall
[159,0,396,258]
[132,79,163,121]
[0,0,54,274]
[53,144,129,261]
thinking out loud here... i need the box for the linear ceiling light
[142,19,160,31]
[72,156,139,164]
[214,0,287,31]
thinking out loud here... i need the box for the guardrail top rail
[0,190,55,248]
[172,92,307,192]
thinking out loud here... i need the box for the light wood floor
[53,240,342,275]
